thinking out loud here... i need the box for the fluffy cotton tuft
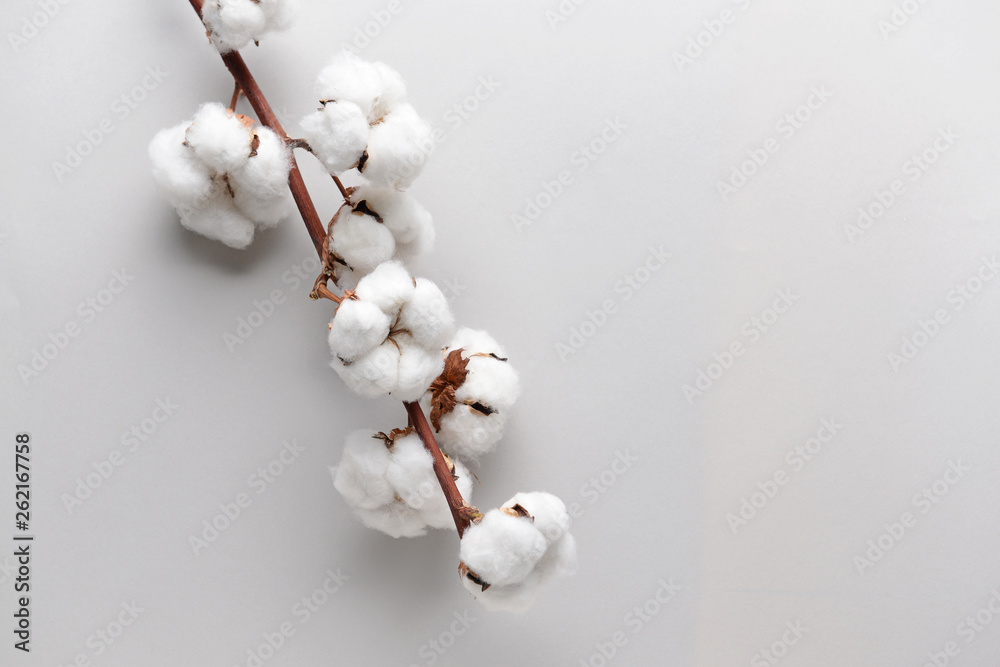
[327,262,452,401]
[331,428,473,537]
[359,103,432,189]
[458,492,577,613]
[350,185,433,245]
[150,106,292,248]
[300,101,369,173]
[315,53,407,123]
[201,0,296,53]
[329,205,396,275]
[459,510,547,588]
[185,103,254,174]
[423,328,521,460]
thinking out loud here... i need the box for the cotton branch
[185,0,471,537]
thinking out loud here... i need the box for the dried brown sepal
[357,149,369,172]
[471,351,509,363]
[467,401,496,416]
[249,132,261,157]
[502,504,533,521]
[442,452,457,479]
[458,562,491,592]
[373,426,414,450]
[427,349,471,431]
[353,199,383,223]
[458,503,484,525]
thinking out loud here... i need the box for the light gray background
[2,0,1000,665]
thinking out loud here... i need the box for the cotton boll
[458,510,547,587]
[460,568,542,614]
[432,404,507,460]
[300,101,369,173]
[332,339,400,398]
[456,355,520,413]
[186,103,254,173]
[330,206,396,275]
[229,128,291,198]
[503,492,570,547]
[328,299,391,363]
[397,278,454,349]
[331,430,395,510]
[259,0,297,29]
[393,338,444,402]
[355,502,427,538]
[179,187,256,249]
[360,103,433,189]
[354,261,414,314]
[315,53,384,120]
[202,0,267,53]
[149,123,215,208]
[385,434,437,509]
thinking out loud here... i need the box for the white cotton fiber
[536,532,578,581]
[315,53,385,120]
[149,123,214,208]
[328,299,391,362]
[355,502,427,538]
[350,185,432,245]
[458,510,547,587]
[331,430,395,510]
[229,127,291,198]
[300,101,369,173]
[179,187,256,249]
[419,455,472,530]
[450,328,506,359]
[397,278,454,349]
[354,261,414,314]
[330,206,396,275]
[430,405,506,461]
[503,492,570,546]
[456,354,521,413]
[392,337,445,402]
[332,339,400,398]
[385,433,437,510]
[185,103,254,174]
[360,103,432,188]
[371,61,408,121]
[201,0,295,53]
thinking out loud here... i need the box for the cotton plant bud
[330,428,473,538]
[423,328,521,460]
[329,203,397,276]
[300,101,369,173]
[201,0,296,54]
[458,492,577,613]
[149,104,292,249]
[359,103,433,189]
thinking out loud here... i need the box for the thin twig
[228,81,241,111]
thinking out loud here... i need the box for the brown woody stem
[186,0,471,538]
[188,0,325,257]
[404,401,475,536]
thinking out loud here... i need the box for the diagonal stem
[185,0,472,538]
